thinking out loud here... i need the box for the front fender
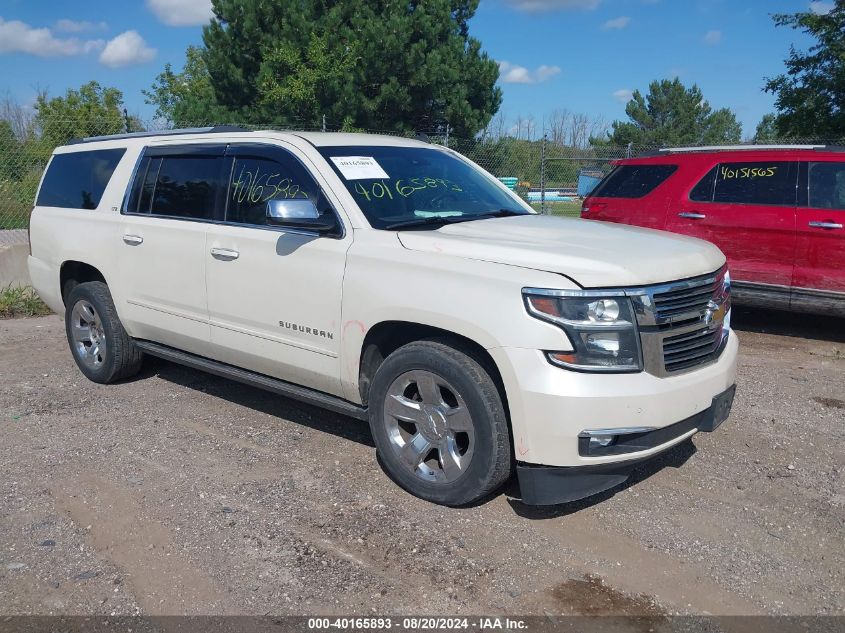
[339,230,575,403]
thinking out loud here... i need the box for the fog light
[589,434,615,449]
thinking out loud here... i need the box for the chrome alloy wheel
[69,299,107,369]
[383,370,475,483]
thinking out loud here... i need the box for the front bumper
[517,384,736,505]
[488,331,738,467]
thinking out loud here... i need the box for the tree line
[1,0,843,227]
[4,1,844,146]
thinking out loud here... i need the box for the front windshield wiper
[384,209,525,231]
[383,216,453,230]
[465,209,526,221]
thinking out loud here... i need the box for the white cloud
[54,19,108,33]
[498,61,561,84]
[504,0,600,13]
[146,0,213,26]
[704,30,722,45]
[602,16,630,29]
[809,1,834,14]
[99,30,156,68]
[0,17,104,57]
[499,63,532,84]
[535,65,561,82]
[613,89,633,103]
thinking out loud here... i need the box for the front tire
[65,281,143,384]
[368,339,512,506]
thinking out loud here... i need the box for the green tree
[256,32,360,127]
[35,81,126,148]
[0,121,20,180]
[151,0,501,135]
[144,45,232,126]
[764,1,845,139]
[0,118,38,230]
[599,78,742,147]
[754,113,779,142]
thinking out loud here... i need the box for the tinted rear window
[150,156,221,219]
[689,167,717,202]
[590,164,678,199]
[37,149,125,209]
[713,162,796,206]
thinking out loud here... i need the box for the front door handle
[122,234,144,245]
[210,247,240,260]
[678,212,706,220]
[808,221,843,230]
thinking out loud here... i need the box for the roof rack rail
[67,125,249,145]
[656,144,828,153]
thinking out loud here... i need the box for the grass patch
[0,285,52,319]
[529,200,583,218]
[0,205,30,229]
[1,183,37,229]
[0,214,29,230]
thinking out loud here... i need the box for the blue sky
[0,0,832,138]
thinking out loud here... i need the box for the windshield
[318,145,531,229]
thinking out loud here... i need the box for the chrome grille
[629,266,731,377]
[653,280,719,322]
[662,324,723,373]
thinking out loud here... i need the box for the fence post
[322,114,326,133]
[540,134,547,215]
[444,124,450,148]
[626,142,633,159]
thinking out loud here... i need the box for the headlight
[524,292,642,372]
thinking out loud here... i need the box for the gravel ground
[0,309,842,616]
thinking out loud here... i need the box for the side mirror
[266,199,337,232]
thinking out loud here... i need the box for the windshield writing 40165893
[353,177,463,201]
[231,165,308,204]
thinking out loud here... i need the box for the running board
[134,340,369,420]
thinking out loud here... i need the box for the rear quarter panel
[28,143,142,318]
[582,158,683,230]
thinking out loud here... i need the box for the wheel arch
[59,261,107,305]
[357,321,510,419]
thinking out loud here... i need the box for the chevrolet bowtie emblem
[704,299,721,327]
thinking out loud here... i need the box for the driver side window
[225,153,321,226]
[808,162,845,210]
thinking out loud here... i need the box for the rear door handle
[122,234,143,245]
[808,221,843,230]
[210,247,240,260]
[678,212,706,220]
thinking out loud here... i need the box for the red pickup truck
[582,146,845,316]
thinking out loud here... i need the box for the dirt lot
[0,309,842,617]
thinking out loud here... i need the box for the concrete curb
[0,231,30,287]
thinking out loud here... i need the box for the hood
[397,215,725,288]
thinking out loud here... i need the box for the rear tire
[65,281,143,384]
[368,339,512,506]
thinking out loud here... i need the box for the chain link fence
[1,117,841,230]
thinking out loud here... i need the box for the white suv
[28,127,737,506]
